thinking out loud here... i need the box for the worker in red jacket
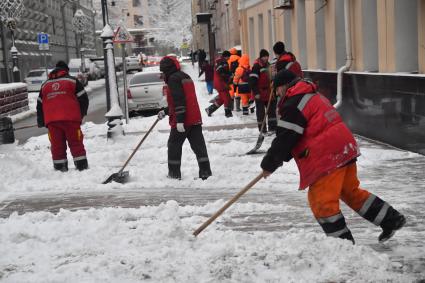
[272,41,303,78]
[205,51,233,117]
[36,61,89,172]
[249,49,276,133]
[158,56,212,180]
[261,69,406,244]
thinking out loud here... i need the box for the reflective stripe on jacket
[261,80,359,189]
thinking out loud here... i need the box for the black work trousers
[168,124,211,179]
[255,99,277,132]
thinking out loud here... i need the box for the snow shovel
[102,118,160,184]
[193,172,263,237]
[246,90,275,155]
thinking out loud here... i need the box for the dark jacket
[160,56,202,128]
[37,67,88,127]
[199,61,214,81]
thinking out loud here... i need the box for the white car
[24,69,51,92]
[125,56,142,72]
[127,71,167,116]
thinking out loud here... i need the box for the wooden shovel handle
[119,118,160,173]
[193,172,264,237]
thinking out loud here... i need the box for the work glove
[254,93,260,100]
[157,110,166,120]
[176,123,185,133]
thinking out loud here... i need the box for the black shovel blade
[246,134,265,155]
[102,171,130,184]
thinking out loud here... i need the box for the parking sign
[37,33,49,50]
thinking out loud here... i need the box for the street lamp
[0,0,25,82]
[101,24,124,138]
[72,9,90,72]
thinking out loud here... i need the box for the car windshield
[27,70,45,77]
[130,73,163,85]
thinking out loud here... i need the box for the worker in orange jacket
[233,54,252,115]
[228,47,241,111]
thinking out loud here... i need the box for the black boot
[75,158,88,171]
[235,97,241,112]
[340,230,355,245]
[242,106,249,115]
[224,108,233,118]
[249,100,255,113]
[205,104,218,117]
[229,98,234,111]
[53,162,68,172]
[378,208,406,242]
[199,162,212,180]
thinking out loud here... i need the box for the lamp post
[100,0,111,111]
[101,24,124,138]
[0,0,25,82]
[72,9,90,73]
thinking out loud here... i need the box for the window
[130,73,163,85]
[258,14,264,55]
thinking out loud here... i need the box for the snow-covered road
[0,64,424,282]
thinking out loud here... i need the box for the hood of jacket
[48,68,69,79]
[238,54,250,68]
[160,56,181,79]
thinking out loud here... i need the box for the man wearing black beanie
[37,60,89,172]
[272,41,303,78]
[249,49,276,134]
[260,69,406,245]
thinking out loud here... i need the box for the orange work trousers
[308,163,370,219]
[239,92,251,107]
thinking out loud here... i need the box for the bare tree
[147,0,191,49]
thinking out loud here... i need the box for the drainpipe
[270,0,276,46]
[334,0,353,108]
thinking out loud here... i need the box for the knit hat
[222,50,231,58]
[273,69,296,88]
[56,60,69,71]
[273,41,285,55]
[259,49,269,58]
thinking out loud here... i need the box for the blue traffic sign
[37,33,49,44]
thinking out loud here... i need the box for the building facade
[238,0,425,154]
[0,0,97,84]
[191,0,241,57]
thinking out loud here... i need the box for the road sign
[181,42,189,49]
[37,33,49,44]
[37,33,49,50]
[113,25,133,43]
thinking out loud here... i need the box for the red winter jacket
[249,58,271,101]
[276,52,303,78]
[36,68,88,127]
[160,56,202,128]
[261,79,359,189]
[213,56,231,92]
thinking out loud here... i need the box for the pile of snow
[0,202,412,282]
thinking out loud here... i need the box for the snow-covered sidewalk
[0,64,424,282]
